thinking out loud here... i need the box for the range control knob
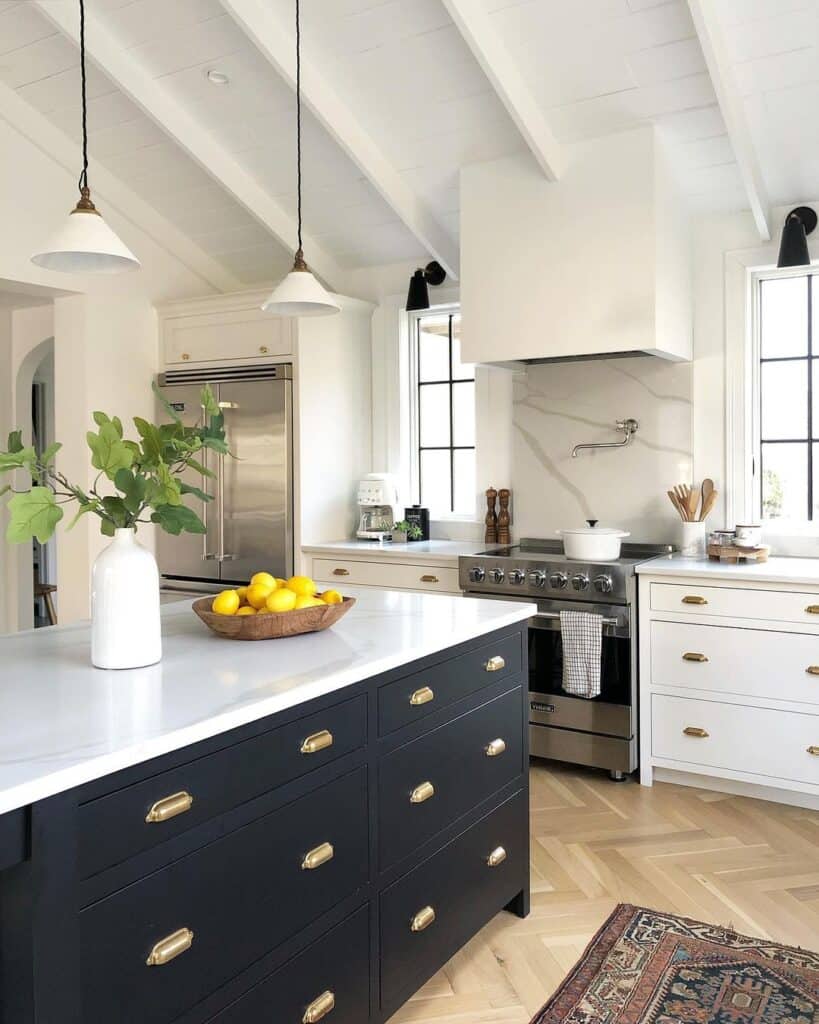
[508,569,525,585]
[548,571,568,590]
[571,573,590,592]
[488,568,505,584]
[527,570,546,588]
[593,574,613,594]
[468,566,486,584]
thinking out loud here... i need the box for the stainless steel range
[459,538,672,780]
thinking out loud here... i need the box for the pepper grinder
[497,489,511,545]
[484,487,498,544]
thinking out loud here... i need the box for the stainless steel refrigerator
[155,364,293,593]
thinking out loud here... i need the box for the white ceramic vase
[91,528,162,670]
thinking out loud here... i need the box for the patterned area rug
[530,904,818,1024]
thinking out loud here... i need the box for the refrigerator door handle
[201,423,217,561]
[216,412,234,562]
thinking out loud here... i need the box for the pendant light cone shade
[262,253,341,316]
[777,206,817,268]
[406,269,430,311]
[32,190,140,274]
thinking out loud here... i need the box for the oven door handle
[530,610,629,637]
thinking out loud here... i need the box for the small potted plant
[0,384,228,669]
[391,520,423,543]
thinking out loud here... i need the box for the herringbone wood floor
[388,761,819,1024]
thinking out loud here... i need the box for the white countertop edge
[302,540,482,565]
[0,600,534,816]
[636,553,819,586]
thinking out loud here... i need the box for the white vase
[680,520,707,559]
[91,528,162,670]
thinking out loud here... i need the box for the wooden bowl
[192,595,356,640]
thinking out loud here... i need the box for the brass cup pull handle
[410,781,435,804]
[301,729,333,755]
[806,605,819,615]
[146,927,194,966]
[485,738,507,757]
[484,655,506,672]
[683,726,709,738]
[420,574,439,583]
[145,791,193,824]
[410,686,434,706]
[303,990,335,1023]
[487,846,507,868]
[682,596,708,605]
[807,745,819,756]
[302,842,334,871]
[682,652,709,663]
[807,666,819,676]
[410,906,436,933]
[332,568,350,576]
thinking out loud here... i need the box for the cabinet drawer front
[312,558,460,593]
[651,621,819,705]
[0,808,26,871]
[380,789,526,1013]
[164,310,292,365]
[650,582,819,624]
[379,687,523,869]
[78,695,365,878]
[379,632,522,735]
[80,769,368,1024]
[212,908,369,1024]
[651,694,819,784]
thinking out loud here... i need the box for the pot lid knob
[586,519,598,528]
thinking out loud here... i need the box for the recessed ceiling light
[206,69,230,85]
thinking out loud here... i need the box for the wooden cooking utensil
[699,489,718,521]
[667,489,686,521]
[673,484,689,516]
[701,478,714,510]
[686,485,700,522]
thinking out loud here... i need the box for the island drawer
[79,768,368,1024]
[380,788,526,1014]
[649,582,819,625]
[209,907,369,1024]
[378,631,522,735]
[78,695,366,878]
[651,694,819,785]
[378,686,523,870]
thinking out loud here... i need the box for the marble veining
[0,588,533,816]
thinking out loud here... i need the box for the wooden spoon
[686,485,700,522]
[700,478,714,516]
[699,489,718,522]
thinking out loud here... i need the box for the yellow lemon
[250,572,277,590]
[286,575,317,597]
[321,589,343,605]
[294,594,324,609]
[236,585,249,603]
[212,590,240,615]
[275,577,288,588]
[235,605,256,616]
[246,582,274,609]
[266,588,298,613]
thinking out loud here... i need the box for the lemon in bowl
[266,589,298,613]
[212,590,240,616]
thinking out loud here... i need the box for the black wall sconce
[777,206,817,268]
[406,261,446,311]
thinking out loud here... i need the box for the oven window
[528,628,631,705]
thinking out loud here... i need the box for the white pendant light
[262,0,339,317]
[31,0,139,275]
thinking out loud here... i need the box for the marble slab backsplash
[512,356,693,545]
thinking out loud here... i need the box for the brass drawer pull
[410,906,436,933]
[682,652,709,663]
[410,781,435,804]
[146,927,194,966]
[682,595,708,605]
[683,726,709,738]
[303,990,335,1023]
[302,842,334,870]
[410,686,434,706]
[259,345,269,354]
[807,666,819,676]
[145,791,193,824]
[181,352,190,361]
[808,745,819,756]
[332,568,350,576]
[420,574,439,583]
[301,729,333,755]
[807,605,819,614]
[484,655,506,672]
[485,738,506,757]
[486,846,507,868]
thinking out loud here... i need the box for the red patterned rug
[530,904,818,1024]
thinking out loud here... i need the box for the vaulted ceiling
[0,0,814,292]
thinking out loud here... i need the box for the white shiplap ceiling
[0,0,815,289]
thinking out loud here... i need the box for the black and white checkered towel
[560,610,602,699]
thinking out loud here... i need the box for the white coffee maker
[356,473,398,540]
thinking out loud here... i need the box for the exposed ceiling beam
[0,82,242,293]
[440,0,563,182]
[220,0,460,280]
[686,0,771,240]
[33,0,348,290]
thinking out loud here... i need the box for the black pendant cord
[78,0,90,195]
[295,0,303,257]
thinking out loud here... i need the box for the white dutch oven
[557,523,630,561]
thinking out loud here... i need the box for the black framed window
[412,309,475,514]
[758,274,819,520]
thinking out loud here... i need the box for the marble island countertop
[637,552,819,585]
[0,587,533,816]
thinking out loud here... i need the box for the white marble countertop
[0,587,533,816]
[636,552,819,585]
[302,539,483,564]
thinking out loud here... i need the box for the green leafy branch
[0,384,229,545]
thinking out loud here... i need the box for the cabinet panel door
[163,311,292,366]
